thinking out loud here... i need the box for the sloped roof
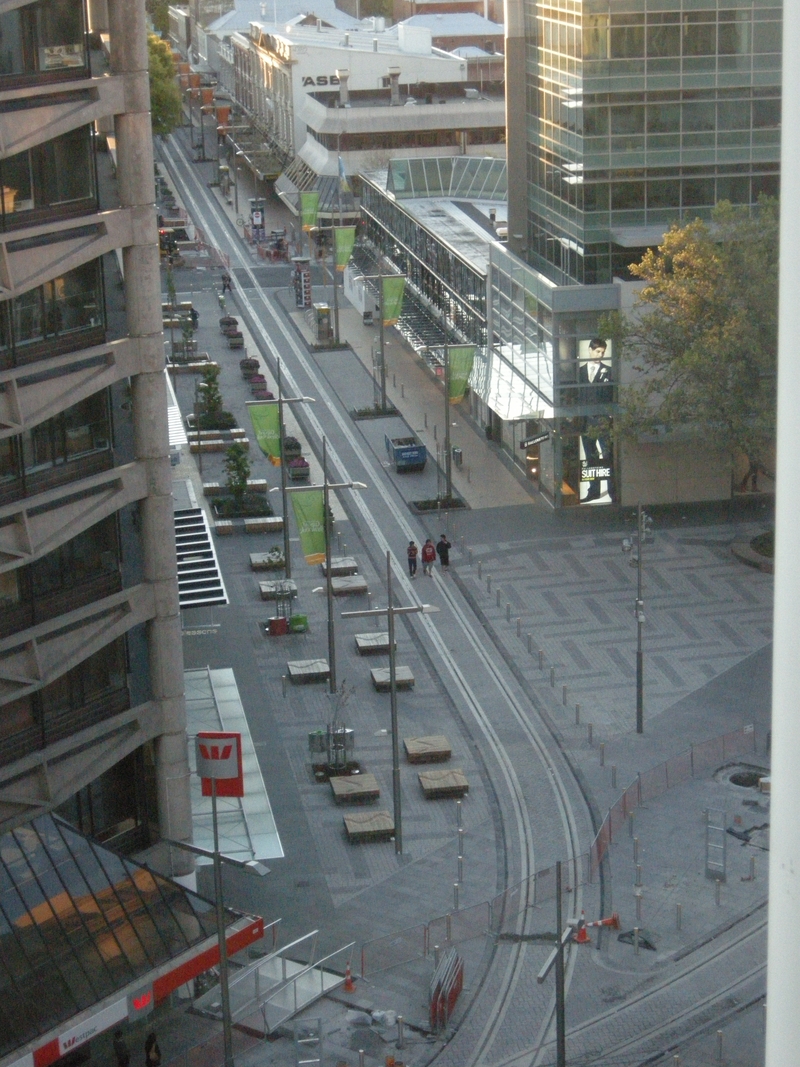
[399,12,504,34]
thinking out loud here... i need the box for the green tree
[146,0,170,36]
[613,198,778,479]
[224,442,251,509]
[148,34,182,136]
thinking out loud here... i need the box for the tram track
[162,136,587,1065]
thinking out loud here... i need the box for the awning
[0,815,264,1067]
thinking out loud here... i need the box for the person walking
[421,538,436,576]
[113,1031,130,1067]
[144,1033,161,1067]
[436,533,451,571]
[407,540,418,578]
[221,270,233,294]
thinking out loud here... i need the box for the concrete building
[0,0,191,858]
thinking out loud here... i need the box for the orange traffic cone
[587,911,621,931]
[573,910,591,944]
[343,962,356,993]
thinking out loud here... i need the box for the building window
[21,391,109,473]
[0,126,96,228]
[0,0,88,84]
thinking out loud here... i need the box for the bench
[418,768,469,799]
[321,556,359,577]
[331,575,369,596]
[287,658,330,684]
[355,632,394,656]
[244,517,283,535]
[250,551,285,571]
[330,773,380,804]
[370,666,414,692]
[404,735,452,764]
[214,520,235,536]
[344,810,395,843]
[259,579,297,600]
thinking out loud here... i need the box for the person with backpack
[407,540,418,578]
[421,538,437,576]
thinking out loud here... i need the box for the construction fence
[361,724,760,976]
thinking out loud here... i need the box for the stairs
[174,507,228,608]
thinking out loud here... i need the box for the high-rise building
[0,0,191,858]
[507,0,781,285]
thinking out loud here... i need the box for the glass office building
[514,0,781,286]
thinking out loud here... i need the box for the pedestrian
[190,307,199,329]
[407,540,418,578]
[144,1033,161,1067]
[113,1031,130,1067]
[221,270,233,294]
[436,533,451,571]
[421,538,436,576]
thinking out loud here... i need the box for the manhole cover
[730,771,761,788]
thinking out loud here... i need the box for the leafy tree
[224,442,251,509]
[148,34,182,136]
[146,0,170,36]
[612,198,778,480]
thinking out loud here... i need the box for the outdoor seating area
[321,556,359,577]
[331,575,369,596]
[370,666,415,691]
[330,773,381,804]
[355,632,395,655]
[287,658,331,684]
[418,768,469,799]
[404,735,452,763]
[343,810,395,843]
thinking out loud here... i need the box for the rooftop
[399,12,504,34]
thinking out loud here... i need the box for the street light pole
[379,275,387,412]
[341,554,439,855]
[323,438,335,694]
[636,501,644,735]
[444,344,452,501]
[536,858,572,1067]
[211,778,234,1067]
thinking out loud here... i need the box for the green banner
[448,345,475,404]
[382,275,406,326]
[334,226,356,272]
[249,403,282,466]
[291,489,326,564]
[300,191,319,232]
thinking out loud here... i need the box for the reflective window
[0,0,87,82]
[0,126,95,227]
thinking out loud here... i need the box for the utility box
[452,446,463,467]
[292,256,312,308]
[385,434,427,473]
[313,303,332,343]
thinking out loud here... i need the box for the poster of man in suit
[578,338,613,404]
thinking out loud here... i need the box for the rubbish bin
[452,447,463,468]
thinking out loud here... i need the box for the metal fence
[591,724,757,872]
[361,725,759,976]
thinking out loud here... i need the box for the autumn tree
[612,198,778,482]
[148,34,182,136]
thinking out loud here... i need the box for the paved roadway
[153,131,773,1067]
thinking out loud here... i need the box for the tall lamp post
[443,343,452,501]
[341,550,439,853]
[536,859,572,1067]
[622,502,653,734]
[247,365,314,578]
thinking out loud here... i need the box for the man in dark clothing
[113,1031,130,1067]
[221,271,233,294]
[436,534,451,570]
[407,540,418,577]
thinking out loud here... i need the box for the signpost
[519,432,550,450]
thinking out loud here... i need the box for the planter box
[203,478,268,498]
[167,360,217,374]
[288,468,310,481]
[190,438,250,453]
[187,428,248,441]
[214,520,235,536]
[244,517,283,534]
[228,337,245,349]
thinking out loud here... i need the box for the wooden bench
[404,735,452,764]
[321,556,359,577]
[355,632,395,655]
[259,579,297,600]
[370,666,414,691]
[344,810,395,843]
[331,575,369,596]
[214,520,235,536]
[244,517,283,535]
[418,768,469,799]
[287,658,330,684]
[250,551,285,571]
[330,773,380,804]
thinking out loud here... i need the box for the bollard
[600,742,605,767]
[424,412,428,428]
[343,543,348,555]
[715,878,721,906]
[359,1052,365,1067]
[282,674,287,698]
[393,373,396,387]
[538,650,544,670]
[750,855,756,880]
[629,812,634,837]
[458,856,463,883]
[337,531,342,554]
[528,634,533,654]
[716,1031,723,1062]
[611,765,617,788]
[506,602,511,622]
[673,1056,681,1067]
[456,799,462,827]
[460,536,465,553]
[676,902,682,930]
[588,723,593,747]
[434,424,437,441]
[496,589,501,608]
[469,549,474,566]
[487,575,492,593]
[517,618,522,637]
[635,863,642,886]
[401,384,405,398]
[633,836,640,862]
[575,703,581,725]
[454,883,459,911]
[478,560,482,579]
[396,1016,405,1050]
[635,891,642,920]
[467,466,471,484]
[562,684,568,706]
[550,666,556,687]
[634,927,640,955]
[458,827,464,856]
[434,944,440,967]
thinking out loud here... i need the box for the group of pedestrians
[407,534,451,578]
[113,1031,161,1067]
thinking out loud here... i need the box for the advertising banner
[300,191,319,232]
[249,403,281,465]
[338,155,351,195]
[334,226,357,272]
[448,345,475,404]
[196,731,244,797]
[382,275,406,326]
[291,489,326,564]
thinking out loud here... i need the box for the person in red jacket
[421,538,437,576]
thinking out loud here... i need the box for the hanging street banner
[338,155,351,196]
[300,191,320,232]
[249,403,281,465]
[291,488,326,564]
[382,275,406,326]
[448,345,475,404]
[334,226,357,272]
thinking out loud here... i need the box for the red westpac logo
[199,744,233,760]
[132,991,152,1011]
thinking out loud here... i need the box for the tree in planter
[224,443,251,511]
[197,366,235,430]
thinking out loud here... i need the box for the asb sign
[196,731,244,797]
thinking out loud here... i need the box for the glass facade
[0,0,88,86]
[523,0,782,284]
[0,814,234,1055]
